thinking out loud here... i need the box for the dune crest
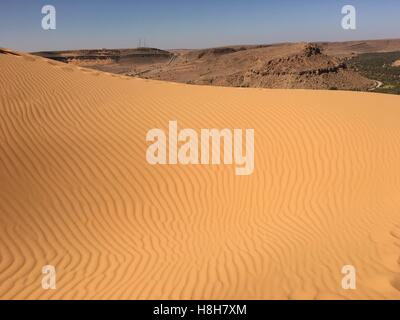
[0,51,400,299]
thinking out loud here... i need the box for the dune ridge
[0,51,400,299]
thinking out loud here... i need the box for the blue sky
[0,0,399,51]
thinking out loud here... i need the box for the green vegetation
[348,51,400,95]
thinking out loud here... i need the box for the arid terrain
[33,39,400,93]
[1,48,400,299]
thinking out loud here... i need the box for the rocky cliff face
[227,43,375,90]
[251,44,346,77]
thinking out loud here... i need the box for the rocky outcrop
[252,43,347,77]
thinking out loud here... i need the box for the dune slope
[0,51,400,299]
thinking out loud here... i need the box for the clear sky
[0,0,399,51]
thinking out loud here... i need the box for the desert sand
[0,50,400,300]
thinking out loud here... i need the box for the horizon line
[21,37,400,53]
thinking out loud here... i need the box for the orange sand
[0,51,400,299]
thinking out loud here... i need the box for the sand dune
[0,50,400,300]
